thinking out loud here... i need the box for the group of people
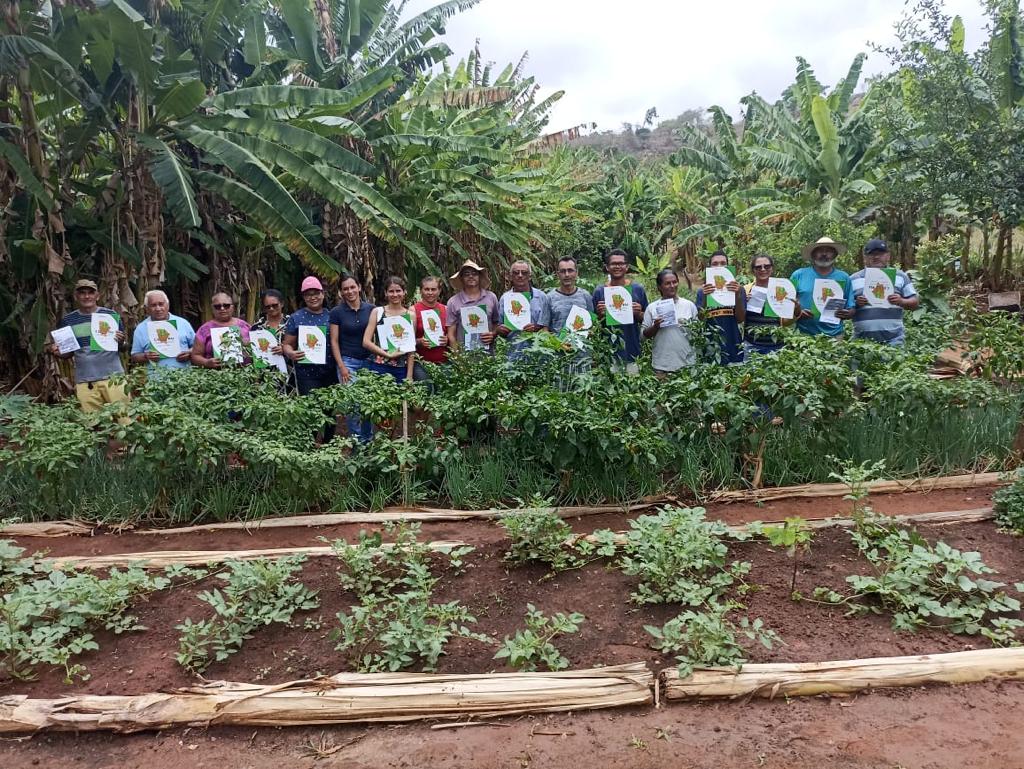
[50,236,918,429]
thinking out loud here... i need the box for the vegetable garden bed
[3,483,1021,708]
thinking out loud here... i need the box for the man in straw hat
[790,237,854,337]
[445,259,499,353]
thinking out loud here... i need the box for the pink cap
[300,276,323,292]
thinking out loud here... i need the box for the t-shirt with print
[695,287,747,364]
[285,307,336,380]
[413,301,448,364]
[790,267,851,338]
[592,283,649,362]
[56,308,125,383]
[446,290,500,350]
[849,268,917,344]
[131,314,197,373]
[329,301,374,360]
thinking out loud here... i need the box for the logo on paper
[305,333,319,349]
[820,286,835,302]
[391,323,406,339]
[468,314,482,329]
[155,328,171,343]
[871,283,886,299]
[774,285,788,301]
[257,337,271,353]
[713,275,726,290]
[510,299,525,316]
[611,293,626,311]
[97,320,113,337]
[427,317,438,332]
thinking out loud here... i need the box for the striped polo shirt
[849,269,917,343]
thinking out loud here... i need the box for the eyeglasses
[608,261,627,268]
[510,269,531,276]
[213,303,233,310]
[753,265,772,271]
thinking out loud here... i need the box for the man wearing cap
[50,279,129,412]
[791,237,854,337]
[495,260,551,359]
[131,290,196,375]
[849,239,919,346]
[592,248,648,373]
[283,276,337,395]
[446,260,499,353]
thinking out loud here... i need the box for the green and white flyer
[864,267,897,307]
[765,278,797,319]
[604,285,634,325]
[298,324,328,365]
[502,292,532,331]
[705,267,736,309]
[147,319,180,358]
[89,312,120,351]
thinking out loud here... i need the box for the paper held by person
[147,320,181,358]
[604,285,634,325]
[249,329,287,373]
[502,292,532,331]
[51,326,80,355]
[706,267,736,309]
[298,325,328,365]
[89,313,120,352]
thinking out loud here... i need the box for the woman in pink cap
[282,276,338,439]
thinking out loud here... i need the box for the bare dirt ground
[2,484,1020,769]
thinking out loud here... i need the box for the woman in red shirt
[413,276,448,383]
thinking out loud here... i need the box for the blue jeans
[341,356,373,443]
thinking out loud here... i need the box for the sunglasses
[753,264,772,271]
[263,303,281,310]
[213,303,233,310]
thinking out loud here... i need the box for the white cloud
[405,0,991,132]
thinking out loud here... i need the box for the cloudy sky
[406,0,991,132]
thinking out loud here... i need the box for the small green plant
[499,500,577,571]
[331,523,490,672]
[176,556,318,674]
[993,469,1024,535]
[829,457,887,518]
[0,540,168,682]
[756,517,814,596]
[645,603,781,678]
[619,507,751,606]
[494,604,585,671]
[815,518,1024,644]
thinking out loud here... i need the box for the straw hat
[449,259,491,291]
[801,237,847,260]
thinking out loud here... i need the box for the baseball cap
[74,279,98,291]
[863,239,889,255]
[300,276,324,292]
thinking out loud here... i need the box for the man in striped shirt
[849,239,920,346]
[51,279,128,412]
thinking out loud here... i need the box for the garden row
[2,315,1022,526]
[4,467,1024,700]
